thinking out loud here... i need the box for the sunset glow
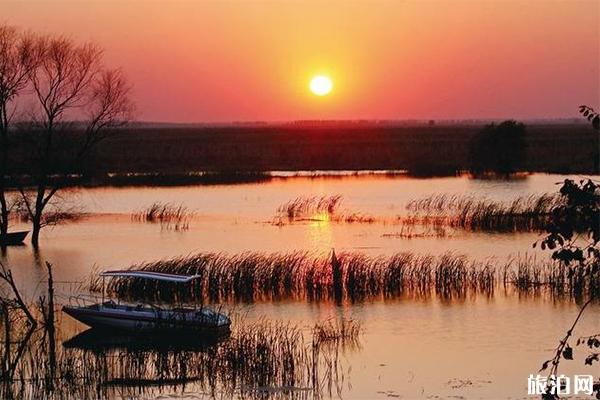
[2,0,600,122]
[2,0,599,122]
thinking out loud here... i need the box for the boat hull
[62,304,231,335]
[0,231,29,246]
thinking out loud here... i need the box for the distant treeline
[6,123,598,185]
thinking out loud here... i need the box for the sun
[309,75,333,96]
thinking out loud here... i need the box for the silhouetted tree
[536,179,600,397]
[16,35,133,247]
[578,105,600,172]
[0,26,41,236]
[468,120,526,176]
[579,105,600,131]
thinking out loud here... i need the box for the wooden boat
[0,230,29,246]
[62,270,231,334]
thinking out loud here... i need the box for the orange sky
[3,0,599,122]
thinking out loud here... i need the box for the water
[1,172,598,399]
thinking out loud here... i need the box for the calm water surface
[2,173,598,399]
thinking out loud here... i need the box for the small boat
[62,270,231,334]
[0,230,29,246]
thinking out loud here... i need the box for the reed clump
[501,256,600,300]
[93,251,600,303]
[277,195,343,221]
[93,251,500,303]
[275,195,377,225]
[132,202,192,230]
[312,319,361,347]
[0,317,360,400]
[405,193,561,232]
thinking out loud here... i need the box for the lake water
[1,172,598,399]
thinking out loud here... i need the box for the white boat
[62,270,231,334]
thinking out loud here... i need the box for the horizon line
[126,117,589,127]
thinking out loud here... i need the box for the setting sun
[309,75,333,96]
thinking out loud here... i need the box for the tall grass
[93,251,600,303]
[313,319,361,347]
[277,195,343,221]
[93,251,499,303]
[132,202,192,230]
[501,255,600,300]
[405,193,560,232]
[275,195,375,224]
[0,317,360,399]
[274,193,560,231]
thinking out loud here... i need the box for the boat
[62,270,231,334]
[0,230,29,246]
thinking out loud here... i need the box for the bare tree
[17,35,133,247]
[0,25,41,236]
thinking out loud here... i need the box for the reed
[93,251,501,303]
[0,317,360,399]
[275,195,378,225]
[312,319,361,347]
[277,195,343,221]
[93,251,600,303]
[0,260,360,398]
[405,193,560,232]
[132,202,192,230]
[501,255,600,300]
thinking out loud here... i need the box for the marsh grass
[93,251,600,304]
[275,195,376,225]
[275,193,559,232]
[132,202,192,230]
[93,251,501,303]
[405,193,560,232]
[501,255,600,300]
[312,319,361,347]
[0,316,360,400]
[277,195,343,221]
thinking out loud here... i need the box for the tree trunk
[0,193,7,236]
[0,121,8,237]
[30,186,46,248]
[31,216,41,248]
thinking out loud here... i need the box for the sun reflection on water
[308,212,334,251]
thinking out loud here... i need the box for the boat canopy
[100,270,200,283]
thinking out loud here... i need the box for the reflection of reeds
[132,202,192,230]
[94,251,600,303]
[382,224,449,239]
[0,317,360,399]
[405,193,560,232]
